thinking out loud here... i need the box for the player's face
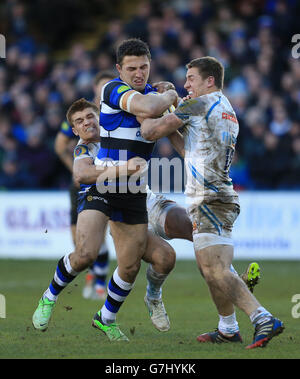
[116,55,150,92]
[71,107,99,141]
[184,67,214,98]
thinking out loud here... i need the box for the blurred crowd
[0,0,300,190]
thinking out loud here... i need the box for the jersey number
[224,147,234,175]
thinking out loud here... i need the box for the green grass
[0,259,299,359]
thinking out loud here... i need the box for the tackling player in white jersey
[140,56,284,349]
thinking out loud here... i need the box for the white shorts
[193,232,234,251]
[188,201,240,239]
[188,200,239,251]
[146,191,177,240]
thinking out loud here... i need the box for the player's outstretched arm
[121,89,178,119]
[141,97,207,142]
[73,156,145,185]
[140,113,183,141]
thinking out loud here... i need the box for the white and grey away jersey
[174,90,239,206]
[73,139,100,162]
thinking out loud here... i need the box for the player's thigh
[164,205,193,241]
[143,231,176,273]
[75,209,109,257]
[109,221,148,266]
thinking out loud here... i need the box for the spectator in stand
[269,106,291,137]
[0,157,37,189]
[248,131,293,189]
[124,0,151,41]
[18,126,56,188]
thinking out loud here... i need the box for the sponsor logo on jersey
[74,145,89,158]
[222,112,238,124]
[117,85,131,94]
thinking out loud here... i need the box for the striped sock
[100,268,133,325]
[250,306,272,326]
[92,249,109,289]
[43,254,79,302]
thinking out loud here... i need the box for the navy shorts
[77,185,148,225]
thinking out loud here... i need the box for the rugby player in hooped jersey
[140,56,284,349]
[85,39,178,341]
[32,39,178,341]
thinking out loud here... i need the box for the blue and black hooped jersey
[96,77,156,165]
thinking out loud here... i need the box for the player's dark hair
[93,70,115,86]
[186,56,224,89]
[66,98,99,127]
[116,38,151,65]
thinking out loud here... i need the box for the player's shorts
[188,200,240,250]
[69,182,79,225]
[147,192,177,240]
[77,185,148,225]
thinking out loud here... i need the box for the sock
[100,267,133,325]
[250,306,272,326]
[218,312,239,336]
[146,264,168,300]
[92,248,109,289]
[43,254,79,302]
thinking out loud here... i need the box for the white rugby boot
[144,295,170,332]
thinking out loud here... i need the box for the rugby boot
[241,262,261,293]
[32,297,56,331]
[144,295,170,332]
[92,311,129,341]
[246,317,284,349]
[197,329,243,343]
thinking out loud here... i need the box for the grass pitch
[0,258,299,360]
